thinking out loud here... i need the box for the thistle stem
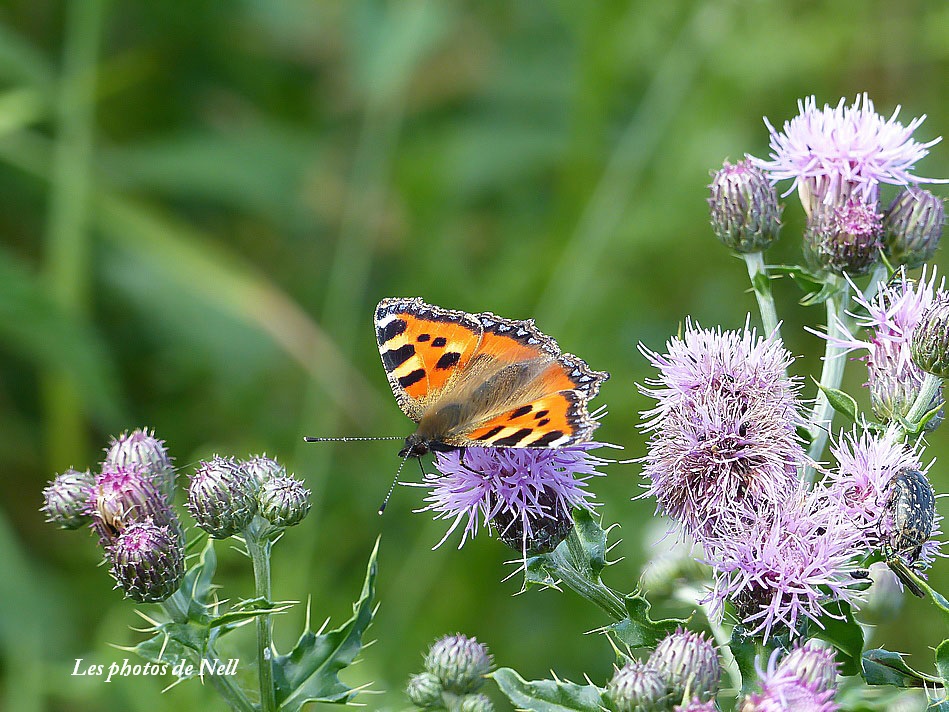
[245,530,276,712]
[743,251,781,340]
[541,529,626,622]
[903,373,944,433]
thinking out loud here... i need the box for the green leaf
[272,538,378,710]
[728,625,760,697]
[131,621,208,676]
[209,597,295,631]
[862,648,939,687]
[177,538,217,622]
[490,668,606,712]
[608,592,685,648]
[814,381,859,422]
[799,280,842,307]
[768,264,824,295]
[810,600,864,677]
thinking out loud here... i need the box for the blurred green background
[2,1,947,710]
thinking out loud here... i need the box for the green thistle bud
[89,466,181,546]
[406,671,444,709]
[424,634,493,695]
[883,187,944,269]
[187,456,257,538]
[258,475,311,528]
[605,660,668,712]
[105,428,176,502]
[242,454,286,488]
[708,159,782,253]
[912,293,949,378]
[804,199,883,276]
[460,693,494,712]
[109,520,185,603]
[647,627,721,702]
[42,468,94,529]
[777,642,838,693]
[493,487,573,555]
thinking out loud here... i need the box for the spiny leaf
[814,381,859,422]
[728,624,760,697]
[863,648,939,688]
[490,668,606,712]
[810,600,863,677]
[272,538,378,711]
[608,592,685,648]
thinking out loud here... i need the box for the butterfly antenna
[303,436,404,443]
[378,451,413,516]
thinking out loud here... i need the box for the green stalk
[42,0,105,469]
[903,373,944,434]
[541,529,626,622]
[246,531,276,712]
[743,251,781,340]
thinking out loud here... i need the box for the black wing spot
[493,428,534,446]
[537,418,550,427]
[509,405,533,420]
[398,369,426,388]
[431,336,447,348]
[475,426,504,441]
[382,343,416,371]
[436,352,461,370]
[533,409,549,420]
[416,333,431,342]
[531,430,564,446]
[378,318,407,344]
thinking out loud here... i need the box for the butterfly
[374,297,609,459]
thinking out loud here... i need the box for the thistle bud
[674,698,717,712]
[258,475,311,528]
[42,468,94,529]
[647,628,721,702]
[105,428,176,502]
[109,520,185,603]
[493,487,573,555]
[605,660,668,712]
[777,642,838,693]
[187,456,258,538]
[912,293,949,379]
[424,634,493,695]
[242,454,286,488]
[708,159,782,253]
[406,671,443,709]
[804,199,883,276]
[460,694,494,712]
[883,187,944,269]
[89,466,180,546]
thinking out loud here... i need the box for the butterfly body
[375,297,608,457]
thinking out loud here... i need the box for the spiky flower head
[704,489,863,642]
[708,159,783,253]
[242,454,286,488]
[823,268,945,426]
[639,321,805,543]
[778,642,839,693]
[186,456,258,538]
[424,634,492,695]
[108,519,184,603]
[606,660,669,712]
[420,444,607,549]
[104,428,176,502]
[739,648,839,712]
[674,699,717,712]
[647,627,721,702]
[803,199,883,276]
[459,694,494,712]
[753,93,943,217]
[492,484,574,554]
[406,671,443,709]
[88,465,180,546]
[42,468,94,529]
[912,291,949,378]
[258,475,311,528]
[884,187,945,268]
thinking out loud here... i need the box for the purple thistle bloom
[419,443,608,548]
[740,648,839,712]
[704,489,863,642]
[88,465,181,547]
[752,93,944,216]
[822,268,945,424]
[639,321,806,542]
[675,700,718,712]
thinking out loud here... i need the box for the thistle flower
[708,159,783,253]
[605,660,669,712]
[753,93,943,217]
[674,700,717,712]
[423,634,492,695]
[187,456,258,538]
[823,268,945,425]
[639,321,806,543]
[779,642,839,693]
[42,468,94,529]
[803,199,883,276]
[242,454,286,488]
[108,519,185,603]
[104,428,176,502]
[740,647,839,712]
[883,187,945,268]
[258,475,311,528]
[912,291,949,378]
[406,671,443,709]
[459,694,494,712]
[647,627,721,702]
[420,444,608,548]
[88,465,181,546]
[704,489,863,642]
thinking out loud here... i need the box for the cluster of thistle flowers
[643,94,949,648]
[41,428,310,603]
[406,634,495,712]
